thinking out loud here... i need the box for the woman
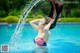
[30,0,63,47]
[30,18,54,47]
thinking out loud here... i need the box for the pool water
[0,23,80,53]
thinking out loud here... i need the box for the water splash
[9,0,41,51]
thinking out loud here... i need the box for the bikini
[34,38,47,46]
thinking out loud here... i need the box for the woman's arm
[30,19,41,31]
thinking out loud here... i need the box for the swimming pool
[0,23,80,53]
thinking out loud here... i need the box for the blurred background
[0,0,80,23]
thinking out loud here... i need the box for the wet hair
[48,0,63,29]
[48,1,54,18]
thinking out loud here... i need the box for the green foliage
[26,17,80,23]
[0,16,80,23]
[8,9,20,16]
[36,15,43,18]
[0,18,7,23]
[61,17,80,22]
[27,10,43,18]
[0,10,6,17]
[0,16,19,23]
[0,0,27,17]
[0,0,80,17]
[37,10,44,15]
[6,16,19,23]
[32,0,50,16]
[61,11,65,17]
[27,12,34,18]
[71,9,80,17]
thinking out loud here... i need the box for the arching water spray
[9,0,41,51]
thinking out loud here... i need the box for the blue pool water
[0,23,80,53]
